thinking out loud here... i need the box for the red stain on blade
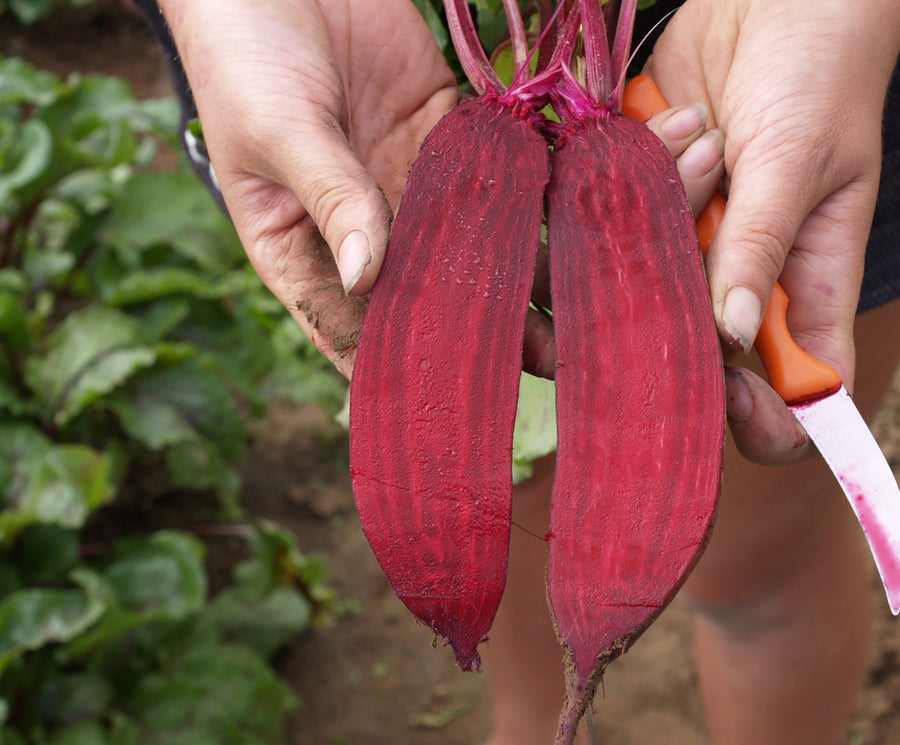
[843,478,900,614]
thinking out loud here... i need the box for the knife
[623,74,900,614]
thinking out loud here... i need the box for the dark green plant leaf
[0,56,61,106]
[203,583,311,660]
[44,720,109,745]
[260,317,348,413]
[412,0,449,52]
[16,524,80,585]
[38,673,114,729]
[0,428,116,544]
[0,728,26,745]
[6,0,53,25]
[0,119,52,211]
[103,531,206,619]
[0,569,106,673]
[98,172,243,272]
[24,306,157,426]
[124,643,296,745]
[114,356,245,456]
[103,267,235,306]
[0,290,31,351]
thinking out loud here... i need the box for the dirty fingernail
[338,230,372,293]
[678,129,724,179]
[721,286,762,354]
[661,104,707,140]
[724,368,753,423]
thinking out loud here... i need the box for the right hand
[157,0,458,378]
[644,0,900,464]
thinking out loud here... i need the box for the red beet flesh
[349,96,550,672]
[546,113,725,742]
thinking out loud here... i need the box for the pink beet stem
[444,0,504,95]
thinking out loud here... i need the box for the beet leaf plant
[0,53,344,745]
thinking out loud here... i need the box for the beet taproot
[348,0,557,671]
[543,2,725,741]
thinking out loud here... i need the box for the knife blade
[623,75,900,614]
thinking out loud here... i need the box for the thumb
[705,143,821,353]
[277,118,393,295]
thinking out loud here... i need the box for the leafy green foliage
[0,55,345,744]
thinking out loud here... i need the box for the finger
[269,220,369,380]
[705,138,823,354]
[644,106,724,216]
[675,129,725,217]
[168,0,395,298]
[646,104,707,148]
[274,119,394,296]
[725,366,812,465]
[523,306,556,380]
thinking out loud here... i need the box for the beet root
[546,113,725,743]
[349,95,550,672]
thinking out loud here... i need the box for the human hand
[643,0,900,464]
[156,0,457,378]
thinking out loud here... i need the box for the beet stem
[581,0,611,104]
[609,0,638,106]
[444,0,504,95]
[502,0,530,78]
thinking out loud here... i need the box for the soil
[6,6,900,744]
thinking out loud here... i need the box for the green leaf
[511,372,557,483]
[24,306,157,426]
[6,0,53,25]
[0,119,52,210]
[0,290,31,351]
[412,0,449,52]
[16,525,80,585]
[0,57,61,106]
[0,429,116,544]
[99,173,243,272]
[0,727,27,745]
[44,720,109,745]
[38,673,114,728]
[125,643,296,745]
[203,583,311,660]
[103,531,206,619]
[103,267,230,306]
[115,357,245,457]
[261,316,347,412]
[0,569,106,673]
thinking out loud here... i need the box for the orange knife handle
[622,75,843,405]
[755,285,842,405]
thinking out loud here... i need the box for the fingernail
[721,286,762,354]
[677,129,724,179]
[338,230,372,293]
[661,104,707,140]
[724,367,753,423]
